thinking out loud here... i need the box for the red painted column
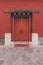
[29,14,32,41]
[11,13,14,41]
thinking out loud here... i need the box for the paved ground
[0,45,43,65]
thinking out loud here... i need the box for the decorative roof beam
[4,10,39,13]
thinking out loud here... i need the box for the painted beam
[4,10,39,13]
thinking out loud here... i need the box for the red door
[14,18,21,41]
[12,17,29,41]
[20,18,29,41]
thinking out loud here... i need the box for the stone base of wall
[38,37,43,45]
[4,33,39,47]
[0,38,4,45]
[0,32,42,47]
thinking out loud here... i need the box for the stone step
[14,44,29,47]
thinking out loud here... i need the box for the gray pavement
[0,45,43,65]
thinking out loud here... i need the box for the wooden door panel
[14,33,20,41]
[21,18,29,41]
[22,18,29,33]
[22,32,29,41]
[14,18,21,41]
[13,18,29,41]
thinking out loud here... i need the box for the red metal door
[13,17,29,41]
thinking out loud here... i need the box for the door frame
[11,11,32,42]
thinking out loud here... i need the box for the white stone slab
[14,42,28,44]
[5,33,11,45]
[32,33,39,47]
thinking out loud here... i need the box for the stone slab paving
[0,45,43,65]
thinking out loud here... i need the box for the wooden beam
[4,10,39,13]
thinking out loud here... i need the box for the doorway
[11,12,32,42]
[13,18,29,41]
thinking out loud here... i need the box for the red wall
[0,0,43,37]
